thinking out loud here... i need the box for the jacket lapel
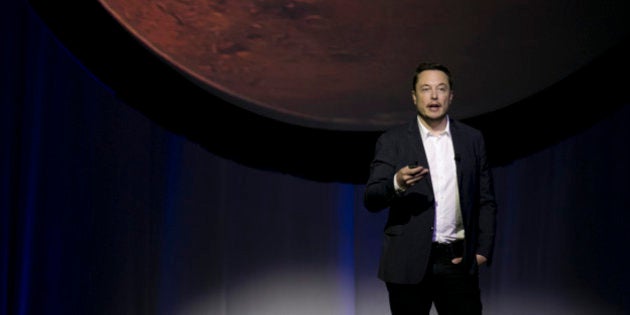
[449,118,464,191]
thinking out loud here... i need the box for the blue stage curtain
[1,1,629,314]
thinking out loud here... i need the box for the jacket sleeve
[475,134,498,264]
[364,132,399,212]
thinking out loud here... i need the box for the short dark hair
[412,62,453,91]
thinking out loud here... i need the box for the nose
[430,90,438,99]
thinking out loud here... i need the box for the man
[364,62,497,314]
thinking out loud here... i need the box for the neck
[419,115,447,134]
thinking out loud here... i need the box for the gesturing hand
[396,164,429,190]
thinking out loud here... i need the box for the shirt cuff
[393,174,405,194]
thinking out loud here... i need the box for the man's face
[412,70,453,122]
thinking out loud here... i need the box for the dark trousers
[386,243,482,315]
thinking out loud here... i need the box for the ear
[411,90,417,104]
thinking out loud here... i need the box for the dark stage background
[2,1,629,314]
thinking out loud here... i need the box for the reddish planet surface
[98,0,630,130]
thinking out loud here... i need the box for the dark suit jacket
[364,117,497,284]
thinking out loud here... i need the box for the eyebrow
[420,83,449,88]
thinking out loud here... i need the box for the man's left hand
[451,255,488,265]
[476,254,487,265]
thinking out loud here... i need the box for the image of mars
[98,0,630,130]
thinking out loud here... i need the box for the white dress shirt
[418,117,464,243]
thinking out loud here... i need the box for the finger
[407,174,424,184]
